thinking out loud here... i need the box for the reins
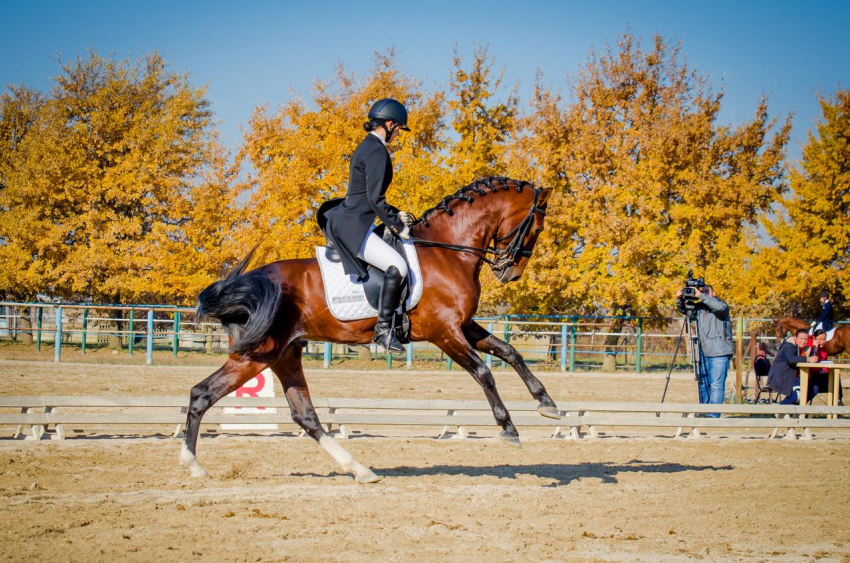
[407,185,545,270]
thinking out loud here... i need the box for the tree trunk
[358,346,372,362]
[108,309,123,349]
[205,324,214,354]
[18,307,33,345]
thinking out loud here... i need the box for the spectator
[768,329,818,405]
[675,285,733,418]
[810,328,843,405]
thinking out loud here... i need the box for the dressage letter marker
[220,369,279,430]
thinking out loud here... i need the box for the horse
[180,177,559,483]
[775,317,850,356]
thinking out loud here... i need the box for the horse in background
[775,317,850,357]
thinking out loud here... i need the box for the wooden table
[797,362,846,418]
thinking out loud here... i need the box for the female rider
[319,98,414,353]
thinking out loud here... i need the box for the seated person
[767,329,817,405]
[810,328,843,405]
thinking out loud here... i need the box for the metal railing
[0,303,846,374]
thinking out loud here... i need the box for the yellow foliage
[0,50,234,304]
[237,49,448,265]
[494,33,791,317]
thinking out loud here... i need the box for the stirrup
[373,322,404,353]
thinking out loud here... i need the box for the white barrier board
[220,368,279,430]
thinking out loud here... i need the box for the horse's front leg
[434,328,521,447]
[270,342,381,484]
[463,321,560,419]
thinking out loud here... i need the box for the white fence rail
[2,396,848,442]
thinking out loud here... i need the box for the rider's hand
[399,225,411,240]
[398,211,413,226]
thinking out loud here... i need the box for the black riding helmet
[368,98,410,133]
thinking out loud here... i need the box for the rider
[320,98,415,354]
[813,290,834,333]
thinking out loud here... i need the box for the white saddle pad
[316,239,423,321]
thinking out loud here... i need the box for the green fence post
[128,310,135,356]
[501,318,510,369]
[54,306,62,363]
[447,356,453,371]
[323,342,332,369]
[173,311,181,357]
[569,317,577,372]
[406,343,413,369]
[635,318,643,373]
[486,321,494,368]
[560,323,567,372]
[81,309,88,355]
[36,308,43,351]
[146,309,154,365]
[387,352,393,369]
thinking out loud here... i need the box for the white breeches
[357,225,408,278]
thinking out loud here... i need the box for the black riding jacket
[320,134,406,280]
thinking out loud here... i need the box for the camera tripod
[660,313,703,403]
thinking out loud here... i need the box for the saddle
[316,225,423,344]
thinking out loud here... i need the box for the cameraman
[675,285,734,417]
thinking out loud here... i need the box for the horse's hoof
[189,464,208,478]
[538,405,561,420]
[354,468,382,484]
[500,431,522,448]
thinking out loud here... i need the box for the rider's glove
[398,211,414,226]
[399,225,411,240]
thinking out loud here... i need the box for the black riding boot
[373,266,405,353]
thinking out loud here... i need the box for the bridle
[408,188,546,270]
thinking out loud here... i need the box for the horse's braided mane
[415,176,534,227]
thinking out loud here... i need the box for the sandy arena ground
[1,359,849,562]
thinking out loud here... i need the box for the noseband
[408,187,545,270]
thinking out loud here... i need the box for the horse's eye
[534,228,543,234]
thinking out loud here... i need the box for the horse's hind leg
[270,342,381,484]
[435,328,521,447]
[180,356,270,477]
[463,321,560,419]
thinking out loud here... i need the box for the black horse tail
[196,246,282,355]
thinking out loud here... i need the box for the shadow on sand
[289,459,733,487]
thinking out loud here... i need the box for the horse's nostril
[510,274,520,282]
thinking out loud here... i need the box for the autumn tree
[0,50,235,304]
[237,49,447,265]
[757,89,850,319]
[446,45,518,185]
[496,33,791,318]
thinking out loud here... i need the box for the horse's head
[490,181,553,283]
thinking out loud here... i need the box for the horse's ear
[538,187,554,207]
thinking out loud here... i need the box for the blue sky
[2,1,849,161]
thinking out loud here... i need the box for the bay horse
[180,177,559,483]
[775,317,850,356]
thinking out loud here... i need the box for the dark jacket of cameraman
[675,294,734,358]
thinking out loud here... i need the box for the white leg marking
[319,435,380,484]
[179,443,208,478]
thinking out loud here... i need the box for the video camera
[681,270,706,299]
[679,270,706,319]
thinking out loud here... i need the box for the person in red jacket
[810,328,843,404]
